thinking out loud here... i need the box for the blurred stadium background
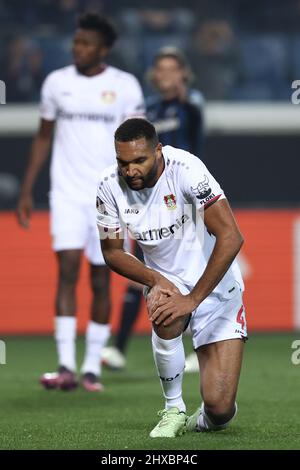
[0,0,300,450]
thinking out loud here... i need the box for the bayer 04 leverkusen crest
[164,194,177,210]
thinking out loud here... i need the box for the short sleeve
[180,158,225,210]
[122,75,145,120]
[96,182,121,233]
[39,74,58,121]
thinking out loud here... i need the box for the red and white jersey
[40,65,145,204]
[96,145,244,299]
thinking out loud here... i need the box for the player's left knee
[205,398,236,425]
[153,320,184,340]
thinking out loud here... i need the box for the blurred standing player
[147,46,204,155]
[102,47,204,370]
[97,118,247,437]
[16,12,144,391]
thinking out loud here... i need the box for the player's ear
[154,143,163,161]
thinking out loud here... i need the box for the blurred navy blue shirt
[146,89,204,157]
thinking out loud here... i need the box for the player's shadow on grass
[5,390,120,413]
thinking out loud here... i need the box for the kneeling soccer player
[97,118,247,437]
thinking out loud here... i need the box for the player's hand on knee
[146,279,180,317]
[146,285,168,317]
[150,290,197,326]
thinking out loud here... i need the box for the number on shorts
[236,305,245,330]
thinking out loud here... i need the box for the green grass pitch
[0,333,299,450]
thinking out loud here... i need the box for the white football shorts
[50,196,105,265]
[145,278,247,349]
[190,286,247,350]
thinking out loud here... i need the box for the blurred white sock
[55,316,77,372]
[81,322,110,376]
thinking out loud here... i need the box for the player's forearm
[20,136,51,195]
[189,231,243,307]
[102,246,161,288]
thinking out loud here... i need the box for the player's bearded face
[135,158,160,190]
[116,139,163,191]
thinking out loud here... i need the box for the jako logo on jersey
[164,194,177,210]
[191,175,212,200]
[124,208,139,214]
[133,214,189,241]
[101,91,116,103]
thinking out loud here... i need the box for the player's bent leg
[187,338,244,432]
[186,401,238,432]
[153,315,188,340]
[149,318,189,438]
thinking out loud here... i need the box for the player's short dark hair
[77,12,117,48]
[115,118,159,147]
